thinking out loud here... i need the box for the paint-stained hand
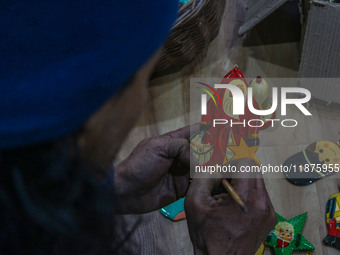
[114,125,195,214]
[185,159,276,255]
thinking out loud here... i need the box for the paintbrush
[222,178,248,213]
[189,127,248,213]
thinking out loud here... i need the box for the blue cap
[0,1,177,149]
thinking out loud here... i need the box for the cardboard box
[299,0,340,103]
[239,0,289,35]
[241,0,340,104]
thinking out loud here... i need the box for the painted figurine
[266,213,314,255]
[190,130,214,166]
[250,76,269,111]
[249,76,276,129]
[159,197,186,221]
[284,141,340,185]
[275,221,294,248]
[160,66,266,221]
[324,189,340,250]
[198,66,261,166]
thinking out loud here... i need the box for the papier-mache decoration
[160,65,263,221]
[159,197,186,221]
[323,190,340,250]
[194,66,263,167]
[265,212,314,255]
[249,76,276,130]
[255,242,265,255]
[284,141,340,185]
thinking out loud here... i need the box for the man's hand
[185,159,276,255]
[114,125,193,214]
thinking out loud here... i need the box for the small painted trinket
[255,242,265,255]
[265,212,315,255]
[323,186,340,250]
[160,66,264,220]
[249,76,276,130]
[284,141,340,185]
[249,76,269,111]
[160,197,185,221]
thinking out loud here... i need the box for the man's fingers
[188,178,221,199]
[162,123,201,140]
[255,175,266,190]
[162,137,190,163]
[227,158,257,199]
[254,177,272,207]
[152,136,191,176]
[173,174,190,198]
[154,124,202,167]
[228,158,261,179]
[227,158,265,202]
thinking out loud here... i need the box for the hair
[274,222,294,242]
[0,131,138,255]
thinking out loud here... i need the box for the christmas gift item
[160,66,264,220]
[324,188,340,250]
[266,213,315,255]
[249,76,276,129]
[284,141,340,185]
[255,242,265,255]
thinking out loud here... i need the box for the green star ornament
[265,212,314,255]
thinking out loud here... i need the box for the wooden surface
[115,1,340,254]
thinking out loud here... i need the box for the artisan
[0,1,275,254]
